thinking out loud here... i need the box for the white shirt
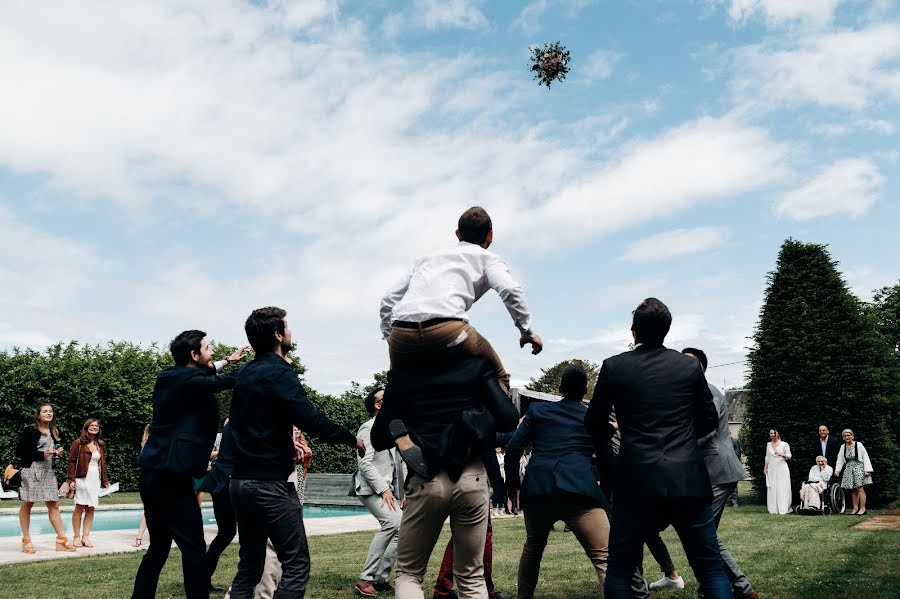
[380,241,534,338]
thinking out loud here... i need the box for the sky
[0,0,898,394]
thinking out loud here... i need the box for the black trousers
[206,488,237,583]
[229,478,310,599]
[132,470,209,599]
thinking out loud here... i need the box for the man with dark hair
[813,424,841,473]
[640,348,758,598]
[353,387,406,597]
[380,206,543,395]
[585,299,730,598]
[228,307,365,598]
[370,353,519,599]
[132,331,248,599]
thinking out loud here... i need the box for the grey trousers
[359,493,402,583]
[640,483,754,598]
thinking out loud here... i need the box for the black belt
[392,317,462,329]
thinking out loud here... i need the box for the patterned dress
[19,433,59,503]
[840,443,874,490]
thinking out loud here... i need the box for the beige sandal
[73,535,83,548]
[81,536,94,548]
[55,537,76,552]
[22,538,36,554]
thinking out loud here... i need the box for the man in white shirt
[380,206,543,393]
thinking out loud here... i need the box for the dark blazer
[16,426,58,469]
[139,364,235,477]
[507,398,608,509]
[585,344,718,499]
[229,352,357,481]
[812,436,842,470]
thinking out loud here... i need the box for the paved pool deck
[0,503,380,566]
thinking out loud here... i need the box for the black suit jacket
[139,364,235,477]
[585,344,718,499]
[812,436,842,470]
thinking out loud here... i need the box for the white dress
[74,451,101,508]
[765,441,792,515]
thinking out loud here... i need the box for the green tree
[746,240,900,504]
[868,282,900,364]
[526,359,600,398]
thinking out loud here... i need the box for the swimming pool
[0,505,368,537]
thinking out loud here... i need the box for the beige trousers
[223,539,280,599]
[395,462,491,599]
[388,320,510,393]
[517,494,610,599]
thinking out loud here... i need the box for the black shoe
[490,593,512,599]
[390,420,431,479]
[209,583,225,592]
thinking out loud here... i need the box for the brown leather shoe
[355,580,378,597]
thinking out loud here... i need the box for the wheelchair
[795,480,845,515]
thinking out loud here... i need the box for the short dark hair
[681,347,708,372]
[170,330,206,366]
[364,387,384,416]
[559,364,588,398]
[632,298,671,345]
[458,207,492,245]
[245,307,287,354]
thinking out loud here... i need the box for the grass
[0,484,897,598]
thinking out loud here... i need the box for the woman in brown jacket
[67,418,110,548]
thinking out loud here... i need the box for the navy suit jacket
[139,364,235,477]
[506,398,608,509]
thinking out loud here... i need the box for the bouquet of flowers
[530,42,570,88]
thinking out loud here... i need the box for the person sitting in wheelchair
[799,456,833,510]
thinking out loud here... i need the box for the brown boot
[355,579,378,597]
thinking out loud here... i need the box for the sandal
[132,537,143,548]
[81,537,94,548]
[55,537,76,552]
[22,538,36,554]
[73,535,83,548]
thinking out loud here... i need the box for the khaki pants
[395,463,491,599]
[223,539,280,599]
[388,321,510,393]
[517,493,610,599]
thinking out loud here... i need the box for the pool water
[0,505,367,537]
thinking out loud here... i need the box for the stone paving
[0,503,380,566]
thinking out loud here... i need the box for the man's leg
[396,473,453,599]
[669,498,730,599]
[517,498,556,599]
[644,533,676,576]
[448,463,490,599]
[229,479,270,598]
[604,500,661,599]
[132,470,175,599]
[563,499,610,593]
[254,539,282,599]
[433,538,456,598]
[709,483,755,598]
[166,478,211,599]
[483,519,497,595]
[260,482,310,598]
[457,324,510,393]
[207,488,237,586]
[359,494,402,585]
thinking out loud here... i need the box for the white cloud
[512,0,591,33]
[775,158,884,220]
[413,0,487,30]
[619,227,730,263]
[730,23,900,111]
[728,0,843,29]
[582,49,622,81]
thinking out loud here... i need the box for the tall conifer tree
[746,240,899,504]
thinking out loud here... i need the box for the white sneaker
[649,575,685,590]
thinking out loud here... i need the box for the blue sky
[1,0,898,394]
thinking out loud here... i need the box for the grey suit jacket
[354,418,404,497]
[700,383,747,486]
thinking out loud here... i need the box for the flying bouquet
[530,42,570,88]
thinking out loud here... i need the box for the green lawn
[0,487,897,598]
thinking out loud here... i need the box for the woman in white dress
[834,429,874,516]
[67,418,110,548]
[763,429,792,514]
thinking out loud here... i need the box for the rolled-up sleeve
[380,269,413,338]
